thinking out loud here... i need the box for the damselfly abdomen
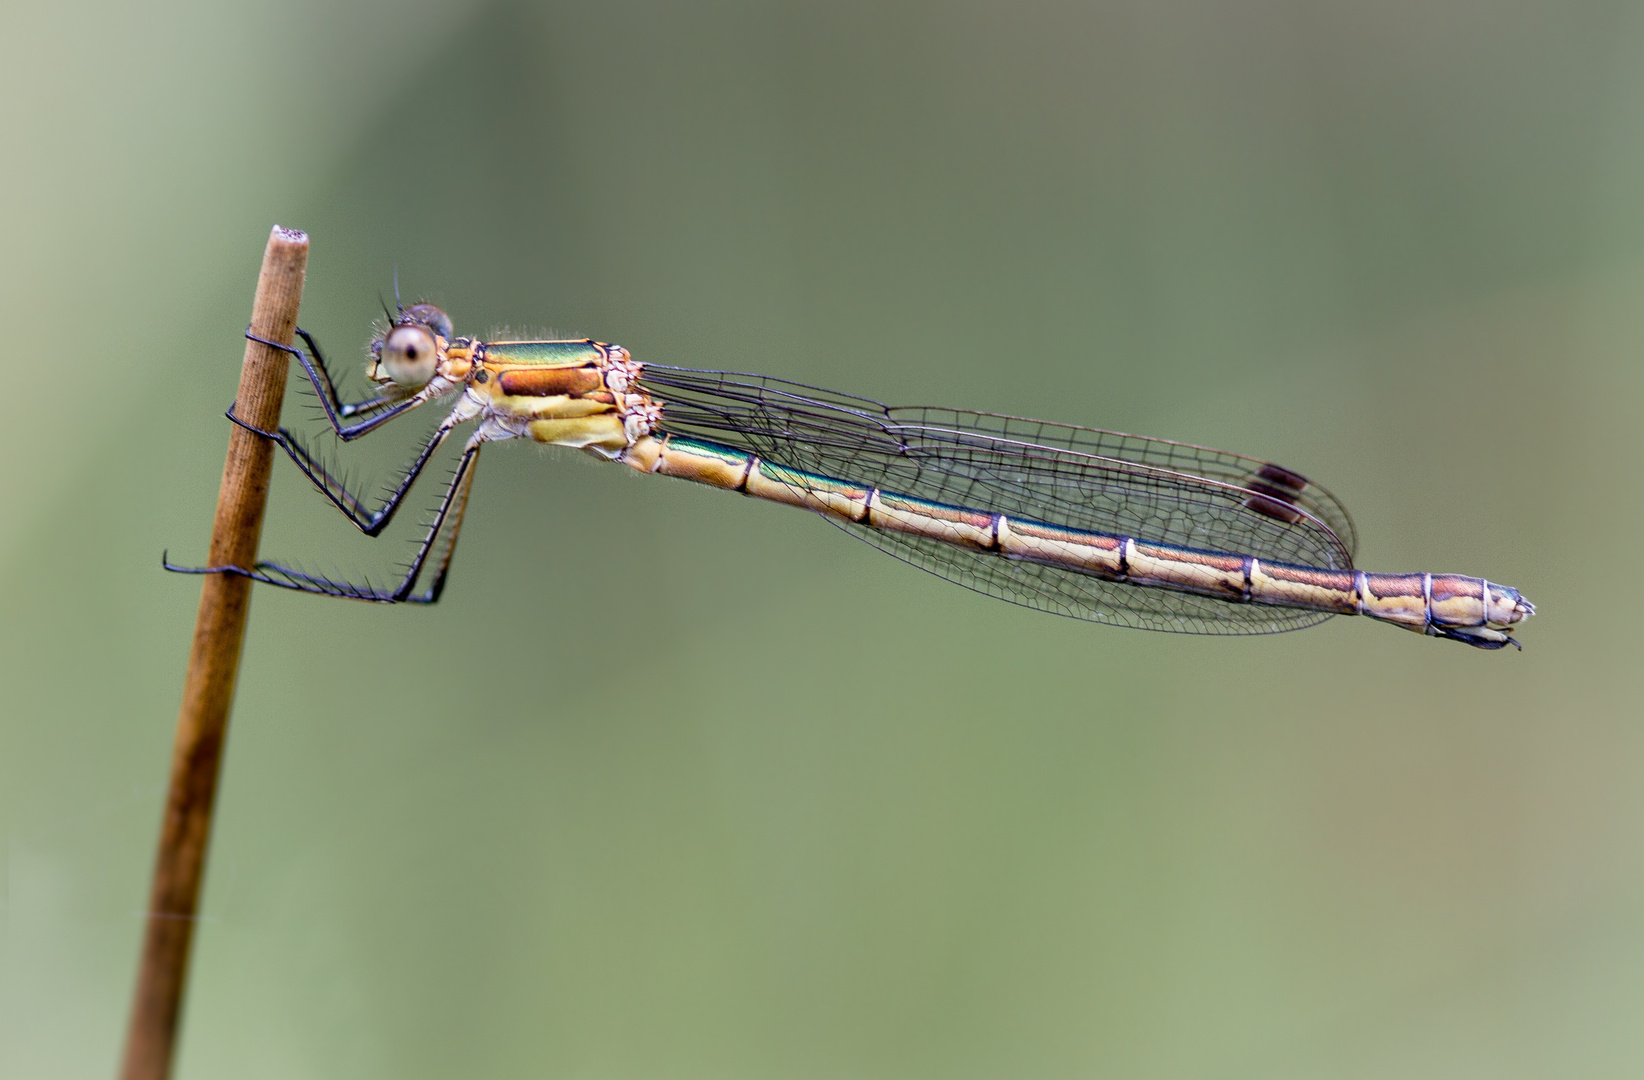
[169,303,1534,649]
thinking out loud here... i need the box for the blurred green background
[3,0,1642,1077]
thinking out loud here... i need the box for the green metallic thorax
[481,340,606,366]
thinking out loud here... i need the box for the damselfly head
[369,303,453,389]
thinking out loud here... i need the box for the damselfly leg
[165,443,479,603]
[232,330,457,535]
[167,314,486,601]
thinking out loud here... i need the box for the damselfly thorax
[170,303,1534,649]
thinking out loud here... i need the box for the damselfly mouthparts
[169,304,1534,649]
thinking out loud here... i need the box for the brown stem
[119,227,309,1080]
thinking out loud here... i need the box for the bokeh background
[4,1,1642,1077]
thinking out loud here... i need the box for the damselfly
[170,303,1534,649]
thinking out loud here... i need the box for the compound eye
[381,324,438,387]
[405,303,454,341]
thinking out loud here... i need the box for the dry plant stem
[119,227,309,1080]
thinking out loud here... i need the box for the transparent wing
[639,365,1357,636]
[641,366,1357,567]
[889,408,1357,561]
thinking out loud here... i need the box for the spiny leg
[165,443,483,603]
[224,402,473,536]
[220,329,422,514]
[403,441,481,604]
[228,325,483,534]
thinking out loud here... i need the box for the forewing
[642,366,1356,571]
[891,408,1357,561]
